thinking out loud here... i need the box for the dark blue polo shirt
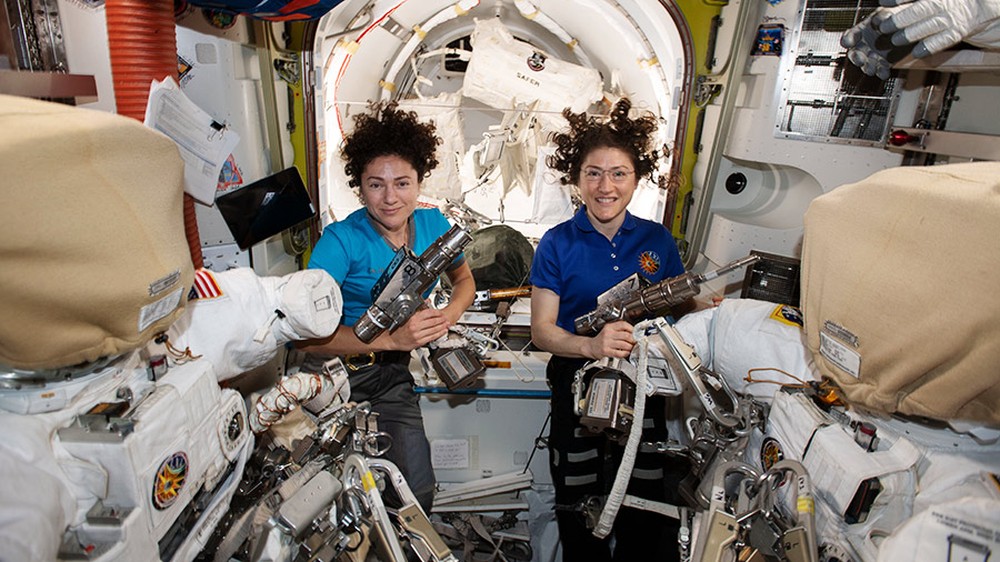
[530,207,684,332]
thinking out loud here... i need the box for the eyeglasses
[582,167,635,185]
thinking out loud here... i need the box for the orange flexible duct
[106,0,204,269]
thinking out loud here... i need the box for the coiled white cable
[593,325,650,538]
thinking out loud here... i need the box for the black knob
[725,172,747,195]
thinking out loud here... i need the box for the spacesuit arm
[165,268,343,381]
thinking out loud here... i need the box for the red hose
[106,0,204,269]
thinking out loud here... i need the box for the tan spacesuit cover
[801,162,1000,425]
[0,95,193,370]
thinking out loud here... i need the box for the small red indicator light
[888,130,917,146]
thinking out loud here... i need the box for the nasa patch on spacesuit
[801,161,1000,425]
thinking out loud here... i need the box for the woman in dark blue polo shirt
[530,98,685,562]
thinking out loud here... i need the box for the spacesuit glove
[876,0,1000,57]
[840,7,906,79]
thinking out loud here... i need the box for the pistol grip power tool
[574,254,761,335]
[353,224,473,344]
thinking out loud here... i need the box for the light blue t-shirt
[530,207,684,333]
[308,207,462,326]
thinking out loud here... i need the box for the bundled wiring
[250,372,330,433]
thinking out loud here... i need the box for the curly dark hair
[547,98,659,186]
[342,101,441,194]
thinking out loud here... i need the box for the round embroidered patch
[760,437,784,471]
[152,452,189,510]
[638,251,661,275]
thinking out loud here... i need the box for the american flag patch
[189,269,224,300]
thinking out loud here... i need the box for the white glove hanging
[878,0,1000,57]
[840,7,909,80]
[841,0,1000,79]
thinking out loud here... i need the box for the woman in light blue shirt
[302,102,475,512]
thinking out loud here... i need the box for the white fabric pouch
[462,18,602,118]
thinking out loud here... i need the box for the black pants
[547,356,687,562]
[346,361,436,513]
